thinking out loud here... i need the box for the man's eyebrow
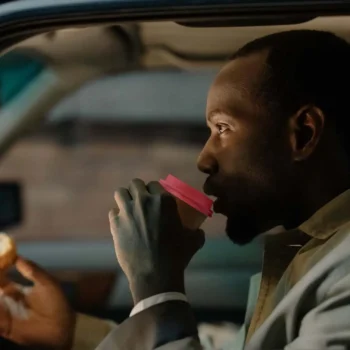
[207,109,231,122]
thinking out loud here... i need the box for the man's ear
[289,105,325,161]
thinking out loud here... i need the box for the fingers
[0,294,29,320]
[129,179,148,199]
[115,180,167,209]
[114,188,131,214]
[127,179,168,198]
[0,283,25,302]
[147,181,167,195]
[15,257,55,287]
[109,207,119,222]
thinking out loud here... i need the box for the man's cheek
[219,156,251,180]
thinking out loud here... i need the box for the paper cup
[159,175,213,230]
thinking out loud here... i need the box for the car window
[0,51,45,106]
[0,69,226,241]
[0,18,346,242]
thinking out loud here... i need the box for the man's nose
[197,146,218,175]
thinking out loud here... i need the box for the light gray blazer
[95,190,350,350]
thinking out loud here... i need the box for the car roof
[1,0,349,32]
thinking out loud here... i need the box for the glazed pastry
[0,233,17,270]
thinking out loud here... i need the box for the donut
[0,233,17,270]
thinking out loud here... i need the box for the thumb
[15,257,56,287]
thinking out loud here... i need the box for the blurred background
[0,17,345,324]
[0,69,223,241]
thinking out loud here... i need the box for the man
[1,29,350,349]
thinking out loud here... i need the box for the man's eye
[216,124,229,135]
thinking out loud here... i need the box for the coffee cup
[159,174,213,230]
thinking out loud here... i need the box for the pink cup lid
[159,174,213,217]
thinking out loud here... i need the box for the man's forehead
[213,51,268,95]
[206,51,268,115]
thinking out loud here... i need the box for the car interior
[0,9,349,343]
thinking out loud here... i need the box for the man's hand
[109,179,205,304]
[0,257,75,349]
